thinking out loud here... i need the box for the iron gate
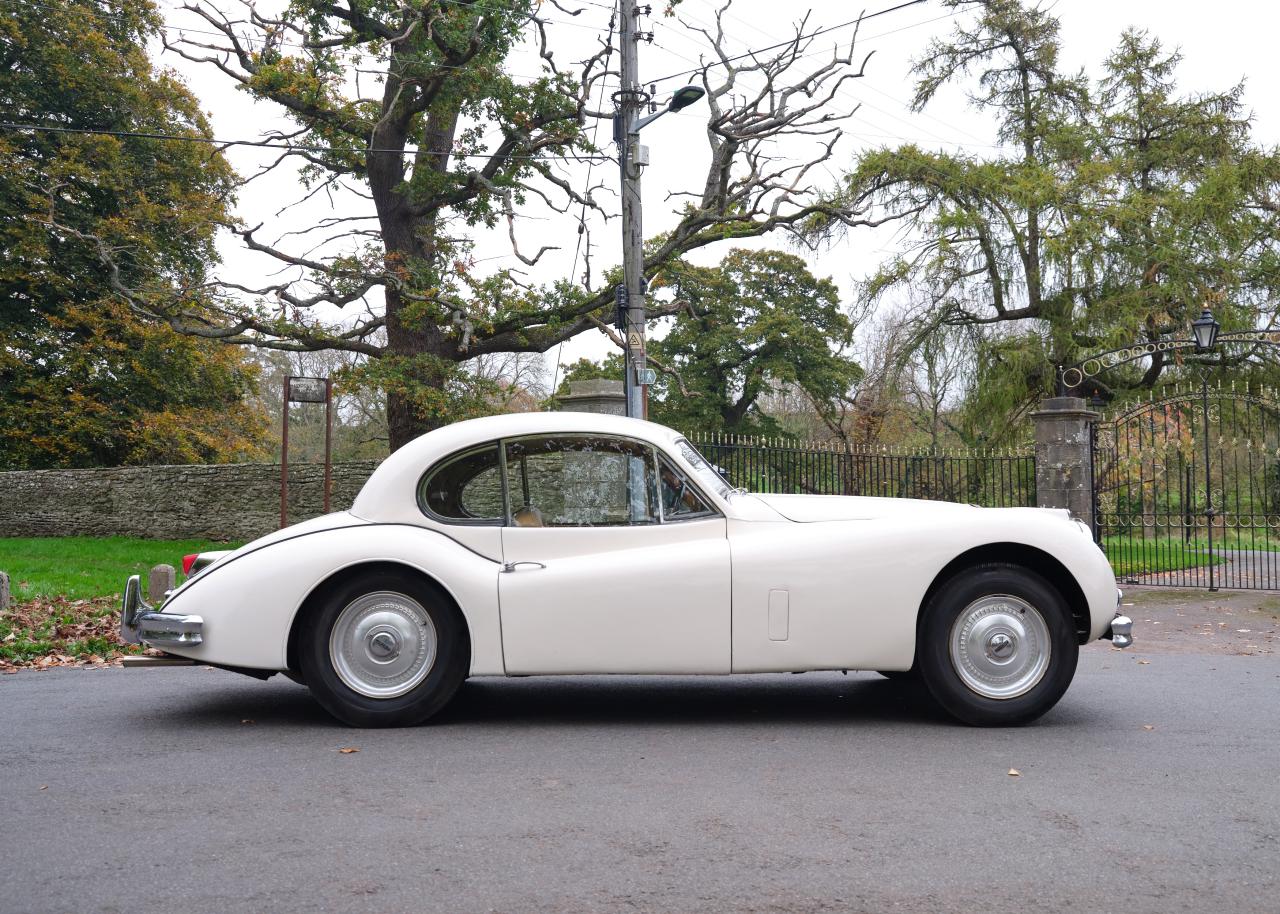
[689,434,1036,506]
[1093,382,1280,589]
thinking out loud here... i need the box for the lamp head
[668,85,706,113]
[1191,308,1220,353]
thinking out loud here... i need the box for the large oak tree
[157,0,878,449]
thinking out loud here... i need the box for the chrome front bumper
[1104,589,1134,648]
[120,575,203,648]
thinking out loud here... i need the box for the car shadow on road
[130,669,1098,731]
[435,674,956,728]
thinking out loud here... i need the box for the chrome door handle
[502,561,547,573]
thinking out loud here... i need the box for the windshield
[675,438,734,500]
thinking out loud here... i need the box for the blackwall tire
[918,563,1078,727]
[299,569,468,728]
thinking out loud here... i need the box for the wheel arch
[919,543,1091,645]
[285,560,473,675]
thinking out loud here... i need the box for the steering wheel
[662,469,693,514]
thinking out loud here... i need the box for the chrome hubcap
[988,632,1014,659]
[329,591,437,699]
[949,594,1051,700]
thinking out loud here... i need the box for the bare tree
[131,0,882,449]
[901,321,975,448]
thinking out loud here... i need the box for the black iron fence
[1093,382,1280,590]
[687,433,1036,507]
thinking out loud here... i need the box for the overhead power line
[0,122,613,162]
[647,0,929,85]
[551,7,617,396]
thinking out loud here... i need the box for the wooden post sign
[280,375,334,529]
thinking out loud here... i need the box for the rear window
[418,444,504,523]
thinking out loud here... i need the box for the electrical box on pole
[612,5,704,418]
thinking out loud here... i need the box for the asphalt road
[2,645,1278,914]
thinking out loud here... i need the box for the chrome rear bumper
[120,575,203,648]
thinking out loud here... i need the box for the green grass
[1102,537,1228,576]
[0,536,242,668]
[1102,530,1280,576]
[0,536,241,603]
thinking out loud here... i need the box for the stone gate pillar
[1031,396,1098,528]
[556,379,626,416]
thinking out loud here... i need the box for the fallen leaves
[0,595,139,670]
[338,747,360,754]
[1007,768,1021,777]
[1142,724,1155,731]
[1138,659,1151,665]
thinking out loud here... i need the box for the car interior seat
[512,505,545,528]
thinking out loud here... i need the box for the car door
[498,434,731,674]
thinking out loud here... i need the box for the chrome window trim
[497,431,723,527]
[655,453,719,523]
[672,436,734,501]
[416,442,506,527]
[418,432,724,529]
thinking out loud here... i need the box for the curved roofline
[350,411,687,521]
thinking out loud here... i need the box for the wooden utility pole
[617,1,648,419]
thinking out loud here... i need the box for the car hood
[751,493,987,523]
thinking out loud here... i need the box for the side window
[419,444,504,524]
[505,436,658,527]
[658,456,716,520]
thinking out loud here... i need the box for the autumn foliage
[0,0,267,468]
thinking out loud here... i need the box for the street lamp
[633,84,706,131]
[1191,308,1220,353]
[616,82,707,419]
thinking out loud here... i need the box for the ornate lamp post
[1191,309,1221,353]
[1191,309,1221,590]
[1060,307,1239,588]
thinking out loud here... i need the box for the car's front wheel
[299,569,468,727]
[918,563,1078,726]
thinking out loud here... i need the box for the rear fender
[158,524,503,674]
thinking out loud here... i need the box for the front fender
[159,523,503,674]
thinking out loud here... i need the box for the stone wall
[0,461,381,542]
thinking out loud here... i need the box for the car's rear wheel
[299,569,468,727]
[918,563,1077,726]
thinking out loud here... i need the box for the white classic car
[121,412,1131,727]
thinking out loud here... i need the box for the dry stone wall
[0,461,381,542]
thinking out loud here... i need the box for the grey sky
[155,0,1280,377]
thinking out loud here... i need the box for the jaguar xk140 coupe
[122,412,1131,727]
